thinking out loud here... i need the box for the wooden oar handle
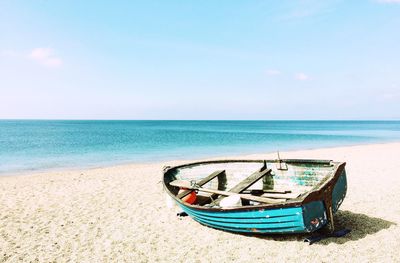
[170,180,282,204]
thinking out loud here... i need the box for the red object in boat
[178,188,197,204]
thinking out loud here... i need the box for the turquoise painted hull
[177,171,347,234]
[164,159,347,234]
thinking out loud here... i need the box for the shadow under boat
[245,210,396,245]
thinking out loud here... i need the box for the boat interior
[164,159,339,208]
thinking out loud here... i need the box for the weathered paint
[302,201,328,232]
[302,170,347,232]
[332,170,347,213]
[179,204,306,234]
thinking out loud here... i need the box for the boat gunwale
[162,159,346,212]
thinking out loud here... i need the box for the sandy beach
[1,142,399,262]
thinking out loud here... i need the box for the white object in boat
[219,194,242,208]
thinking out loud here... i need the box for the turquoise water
[1,120,400,174]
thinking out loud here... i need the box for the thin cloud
[376,0,400,3]
[294,73,311,81]
[381,85,400,100]
[382,93,400,100]
[278,1,336,21]
[266,69,281,76]
[29,48,63,68]
[0,49,21,58]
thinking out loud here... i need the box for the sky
[0,0,400,120]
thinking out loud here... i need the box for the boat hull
[165,160,347,234]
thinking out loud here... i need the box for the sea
[1,120,400,175]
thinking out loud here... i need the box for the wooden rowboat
[163,159,347,234]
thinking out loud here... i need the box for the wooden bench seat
[211,168,272,205]
[177,170,226,199]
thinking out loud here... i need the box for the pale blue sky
[1,0,399,120]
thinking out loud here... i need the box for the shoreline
[1,142,400,261]
[2,139,400,178]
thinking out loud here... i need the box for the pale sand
[1,143,400,262]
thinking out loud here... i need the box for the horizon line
[1,118,399,122]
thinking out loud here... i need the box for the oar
[169,180,283,204]
[241,189,292,194]
[241,189,300,199]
